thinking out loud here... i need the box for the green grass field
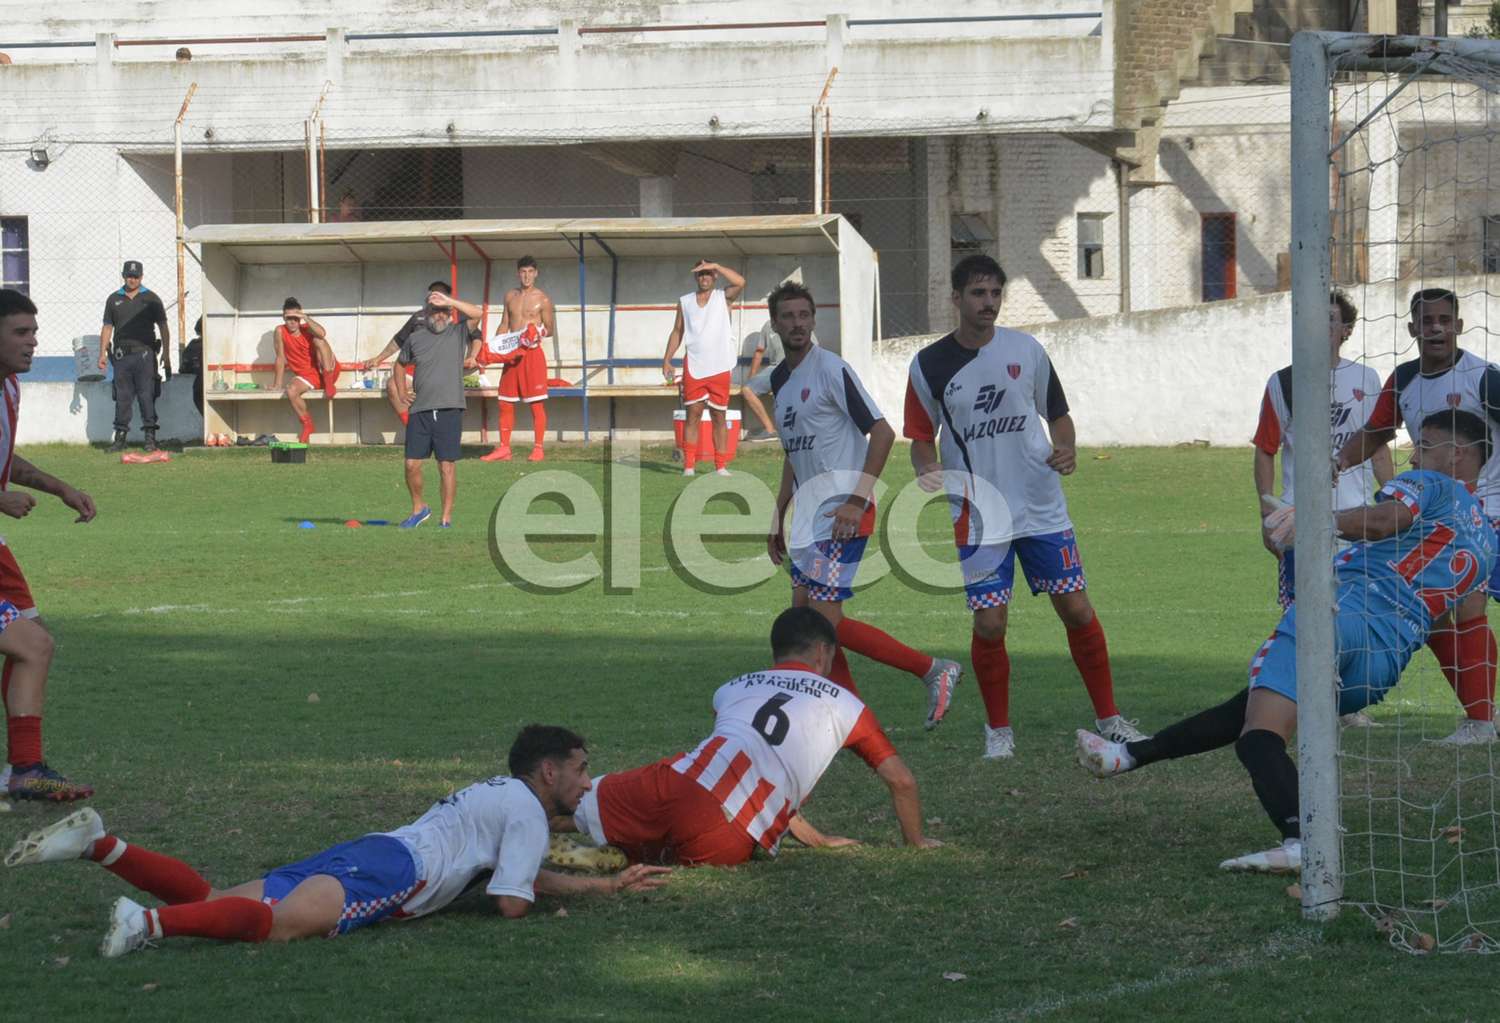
[2,442,1491,1020]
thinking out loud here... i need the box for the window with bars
[1077,213,1106,279]
[0,218,27,294]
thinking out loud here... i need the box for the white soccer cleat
[982,724,1015,760]
[99,896,151,959]
[1075,729,1132,778]
[5,807,104,868]
[682,467,696,477]
[1219,838,1302,875]
[1434,719,1498,747]
[715,468,731,477]
[1095,715,1148,744]
[1340,709,1378,728]
[546,834,628,873]
[922,658,963,730]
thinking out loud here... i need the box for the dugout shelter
[189,215,878,444]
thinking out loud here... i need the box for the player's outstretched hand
[612,864,672,894]
[1046,444,1077,476]
[60,487,97,523]
[825,500,863,541]
[817,835,861,849]
[0,492,36,520]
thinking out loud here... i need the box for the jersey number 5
[752,693,793,746]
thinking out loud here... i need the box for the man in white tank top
[662,260,746,476]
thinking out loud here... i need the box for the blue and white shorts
[958,529,1087,611]
[262,834,426,937]
[789,537,869,604]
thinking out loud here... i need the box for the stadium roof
[185,214,851,264]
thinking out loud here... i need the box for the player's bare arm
[541,292,557,339]
[1336,426,1396,473]
[428,291,484,323]
[662,307,685,382]
[1045,414,1078,476]
[392,360,412,406]
[533,864,672,901]
[910,439,944,493]
[10,457,96,522]
[97,323,113,370]
[876,755,940,848]
[785,813,860,849]
[272,331,287,390]
[1253,448,1280,555]
[1336,500,1413,542]
[364,339,400,371]
[299,313,327,341]
[828,419,894,542]
[769,455,795,565]
[158,316,171,375]
[1371,443,1395,485]
[697,262,746,303]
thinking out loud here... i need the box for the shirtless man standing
[481,256,557,463]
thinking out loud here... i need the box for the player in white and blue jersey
[1075,410,1496,876]
[5,726,669,957]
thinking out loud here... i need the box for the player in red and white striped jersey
[903,256,1145,761]
[568,608,941,865]
[0,291,99,805]
[1336,287,1500,745]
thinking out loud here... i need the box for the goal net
[1293,31,1500,953]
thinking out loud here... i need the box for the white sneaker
[5,807,105,867]
[715,467,731,477]
[99,896,151,959]
[922,658,963,730]
[682,467,696,477]
[983,724,1015,760]
[1340,709,1378,728]
[1095,715,1148,743]
[1075,729,1133,777]
[1219,838,1302,874]
[1434,719,1498,747]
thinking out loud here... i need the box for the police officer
[96,260,171,452]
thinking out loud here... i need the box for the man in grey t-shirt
[394,290,483,528]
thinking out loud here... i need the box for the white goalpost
[1293,30,1500,952]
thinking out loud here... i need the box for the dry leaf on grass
[1374,915,1397,935]
[1462,932,1489,952]
[1422,898,1450,912]
[1006,789,1023,798]
[554,908,569,918]
[1442,826,1464,845]
[1059,869,1089,880]
[306,692,320,704]
[390,759,404,767]
[1285,883,1302,900]
[142,983,159,993]
[1094,453,1112,461]
[1414,932,1437,953]
[0,913,10,929]
[1057,917,1079,930]
[941,972,967,982]
[52,956,70,968]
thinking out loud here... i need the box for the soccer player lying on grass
[552,607,942,868]
[1076,410,1497,874]
[5,725,670,958]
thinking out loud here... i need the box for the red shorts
[288,359,339,394]
[0,545,37,616]
[498,346,549,403]
[594,758,755,867]
[681,367,731,411]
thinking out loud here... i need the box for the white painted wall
[867,273,1500,449]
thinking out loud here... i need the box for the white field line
[981,926,1322,1022]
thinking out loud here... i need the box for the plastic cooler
[269,442,308,464]
[74,335,104,382]
[673,409,741,464]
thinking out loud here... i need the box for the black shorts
[405,408,463,462]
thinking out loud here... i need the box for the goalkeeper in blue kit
[1076,410,1497,874]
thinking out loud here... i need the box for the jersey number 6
[752,693,793,746]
